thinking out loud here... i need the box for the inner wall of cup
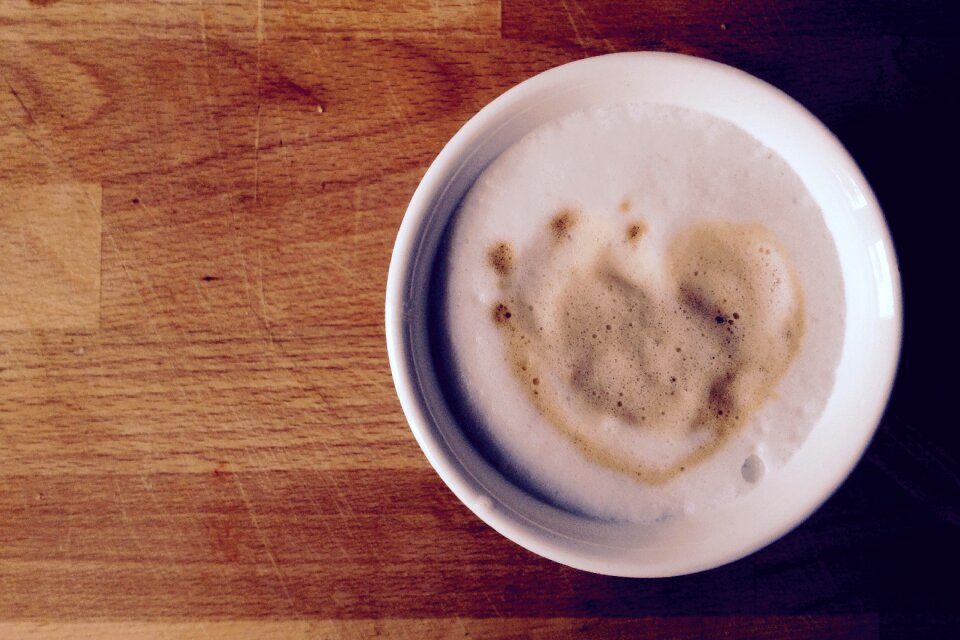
[401,92,661,551]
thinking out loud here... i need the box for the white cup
[385,52,901,577]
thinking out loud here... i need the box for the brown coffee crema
[488,209,805,484]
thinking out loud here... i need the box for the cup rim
[385,51,902,577]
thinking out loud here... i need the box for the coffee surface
[492,218,804,484]
[441,103,845,522]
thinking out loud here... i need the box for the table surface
[1,1,957,638]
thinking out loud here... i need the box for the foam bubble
[741,454,766,483]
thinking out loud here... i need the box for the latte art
[489,217,805,484]
[440,103,845,522]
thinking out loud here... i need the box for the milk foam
[441,103,845,523]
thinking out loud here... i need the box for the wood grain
[0,183,101,330]
[0,0,255,43]
[268,0,501,38]
[0,616,880,639]
[0,0,499,42]
[1,0,957,638]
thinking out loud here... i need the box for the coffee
[439,103,845,522]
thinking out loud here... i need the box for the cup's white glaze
[385,52,901,577]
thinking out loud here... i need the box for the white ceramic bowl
[385,52,901,577]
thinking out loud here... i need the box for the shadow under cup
[385,52,902,577]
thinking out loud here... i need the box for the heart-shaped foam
[488,210,804,484]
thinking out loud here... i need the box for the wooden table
[1,1,957,637]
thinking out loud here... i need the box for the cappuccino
[439,103,845,523]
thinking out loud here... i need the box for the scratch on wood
[570,0,616,53]
[3,76,36,124]
[385,79,412,135]
[292,471,352,560]
[254,0,264,206]
[102,224,193,404]
[482,590,506,619]
[307,40,399,182]
[1,69,83,179]
[256,0,265,44]
[559,0,588,49]
[316,469,363,560]
[253,103,262,206]
[199,0,208,47]
[453,616,469,638]
[344,0,368,32]
[137,473,185,567]
[256,247,268,322]
[232,473,297,611]
[5,120,57,167]
[773,5,788,31]
[191,280,217,316]
[113,478,158,576]
[144,275,196,399]
[241,244,278,352]
[197,0,224,157]
[229,244,340,422]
